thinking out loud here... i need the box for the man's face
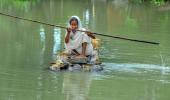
[70,20,78,30]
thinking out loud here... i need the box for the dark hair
[69,17,79,25]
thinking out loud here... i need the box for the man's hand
[86,31,96,39]
[67,27,72,33]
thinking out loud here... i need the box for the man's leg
[82,42,87,56]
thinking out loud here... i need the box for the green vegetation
[150,0,169,5]
[0,0,41,12]
[130,0,170,5]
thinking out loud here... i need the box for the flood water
[0,0,170,100]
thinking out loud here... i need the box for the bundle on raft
[49,39,103,72]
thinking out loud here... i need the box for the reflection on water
[62,73,92,100]
[40,25,46,43]
[39,25,45,65]
[39,25,46,53]
[83,9,90,28]
[112,0,129,8]
[0,0,170,100]
[53,27,61,59]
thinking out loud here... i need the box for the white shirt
[65,28,93,55]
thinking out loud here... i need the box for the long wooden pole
[0,12,159,45]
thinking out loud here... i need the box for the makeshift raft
[49,51,103,72]
[49,39,103,72]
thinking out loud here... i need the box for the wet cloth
[64,16,93,56]
[65,28,93,56]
